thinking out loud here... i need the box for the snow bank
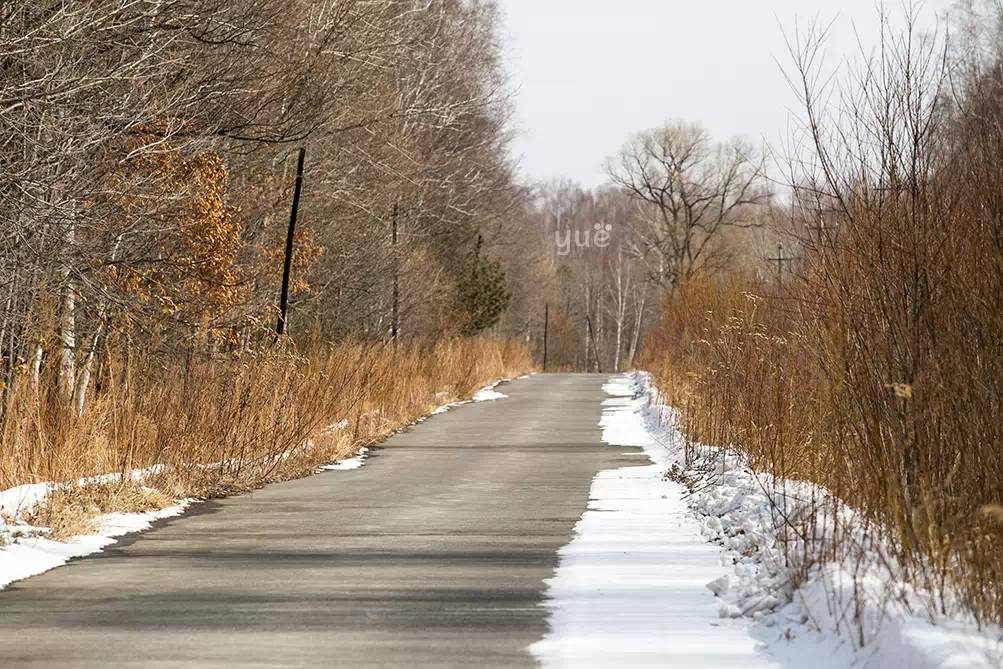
[531,375,779,667]
[533,373,1002,668]
[0,465,166,518]
[0,501,189,590]
[0,482,50,520]
[627,372,1003,669]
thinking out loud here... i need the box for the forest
[0,0,534,500]
[1,0,1003,659]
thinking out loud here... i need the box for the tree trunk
[583,282,591,372]
[627,292,646,365]
[59,212,76,400]
[74,316,105,416]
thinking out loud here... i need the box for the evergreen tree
[457,236,511,335]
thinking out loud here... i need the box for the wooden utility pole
[586,314,603,374]
[766,242,798,286]
[276,147,306,337]
[542,303,549,372]
[805,217,839,242]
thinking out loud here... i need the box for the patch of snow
[432,379,510,414]
[0,465,166,518]
[0,483,50,519]
[0,501,190,591]
[619,372,1003,669]
[531,375,781,668]
[472,388,507,402]
[320,447,369,471]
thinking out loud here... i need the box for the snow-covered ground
[428,379,510,416]
[472,386,508,402]
[0,500,189,591]
[0,466,192,591]
[0,379,513,592]
[320,446,370,471]
[533,373,1003,669]
[531,375,781,668]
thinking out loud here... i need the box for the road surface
[0,374,643,668]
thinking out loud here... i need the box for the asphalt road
[0,373,643,668]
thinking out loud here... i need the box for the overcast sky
[497,0,954,188]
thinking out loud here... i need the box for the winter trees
[0,0,525,414]
[0,0,774,399]
[512,182,653,373]
[604,122,769,289]
[509,121,774,374]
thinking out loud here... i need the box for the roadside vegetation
[0,1,534,535]
[4,339,530,537]
[641,4,1003,629]
[2,0,999,646]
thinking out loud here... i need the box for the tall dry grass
[640,13,1003,628]
[0,338,532,502]
[642,263,1003,625]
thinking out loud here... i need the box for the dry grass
[23,480,173,540]
[641,269,1003,625]
[1,337,532,536]
[638,14,1003,627]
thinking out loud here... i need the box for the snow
[320,447,369,471]
[0,466,166,518]
[0,482,50,519]
[531,375,780,668]
[472,387,507,402]
[430,379,510,415]
[628,372,1003,669]
[0,501,189,591]
[534,372,1003,669]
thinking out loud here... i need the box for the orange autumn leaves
[112,148,241,341]
[113,146,321,343]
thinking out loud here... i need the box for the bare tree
[604,122,770,289]
[0,0,527,414]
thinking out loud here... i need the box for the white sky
[498,0,954,187]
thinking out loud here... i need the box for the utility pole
[542,303,549,372]
[391,202,399,340]
[766,242,798,286]
[805,217,839,241]
[586,314,603,374]
[276,147,306,337]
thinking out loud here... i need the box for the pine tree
[457,236,511,336]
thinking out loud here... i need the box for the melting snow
[431,380,509,415]
[320,447,369,471]
[0,501,190,591]
[533,373,1003,669]
[472,387,507,402]
[531,375,780,668]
